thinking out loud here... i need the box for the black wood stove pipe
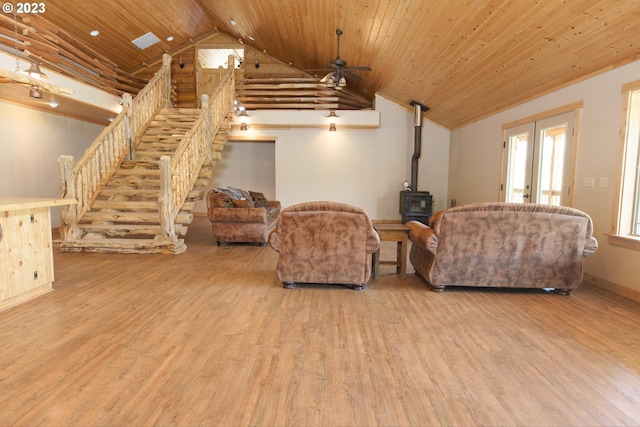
[409,100,430,191]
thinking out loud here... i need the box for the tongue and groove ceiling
[2,0,640,129]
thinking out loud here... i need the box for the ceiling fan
[317,29,371,90]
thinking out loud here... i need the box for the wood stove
[400,191,432,224]
[399,100,432,225]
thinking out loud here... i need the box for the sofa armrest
[209,207,268,223]
[268,228,282,252]
[366,229,381,253]
[268,200,281,210]
[407,220,438,252]
[583,235,599,257]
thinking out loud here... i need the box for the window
[610,81,640,250]
[500,105,580,207]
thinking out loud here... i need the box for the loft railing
[57,54,173,240]
[157,57,236,243]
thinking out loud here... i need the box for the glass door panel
[501,111,576,206]
[502,122,534,203]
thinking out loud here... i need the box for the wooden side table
[371,220,409,279]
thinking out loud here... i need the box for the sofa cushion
[232,199,253,208]
[213,192,234,208]
[250,191,269,208]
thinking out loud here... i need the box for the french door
[500,111,576,206]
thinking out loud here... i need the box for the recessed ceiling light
[166,36,174,42]
[90,30,100,37]
[49,100,59,108]
[230,19,237,26]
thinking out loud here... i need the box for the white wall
[212,95,450,219]
[0,101,103,226]
[195,141,276,212]
[0,94,450,229]
[449,59,640,294]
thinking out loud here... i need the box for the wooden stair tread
[91,200,158,210]
[78,224,188,236]
[98,189,203,199]
[120,160,160,168]
[55,238,187,254]
[81,211,193,224]
[113,169,161,177]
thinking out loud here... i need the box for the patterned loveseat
[407,202,598,295]
[268,201,380,290]
[206,187,280,245]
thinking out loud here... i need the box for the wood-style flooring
[1,216,640,427]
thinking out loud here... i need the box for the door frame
[498,102,583,206]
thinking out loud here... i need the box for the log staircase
[55,54,235,254]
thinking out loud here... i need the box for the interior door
[501,111,576,206]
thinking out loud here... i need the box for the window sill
[607,233,640,251]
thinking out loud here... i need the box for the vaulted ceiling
[3,0,640,129]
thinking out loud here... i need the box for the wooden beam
[0,67,73,95]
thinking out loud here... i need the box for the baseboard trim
[583,273,640,304]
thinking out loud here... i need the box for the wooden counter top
[0,198,77,211]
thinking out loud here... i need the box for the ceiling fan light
[326,76,335,88]
[338,77,347,87]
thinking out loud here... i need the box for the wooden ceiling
[3,0,640,129]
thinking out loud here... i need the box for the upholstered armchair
[407,202,598,294]
[268,201,380,290]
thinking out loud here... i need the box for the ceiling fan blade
[345,66,371,72]
[343,70,363,81]
[320,71,334,83]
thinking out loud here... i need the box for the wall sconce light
[239,109,249,131]
[328,109,338,131]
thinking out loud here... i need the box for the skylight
[131,32,161,50]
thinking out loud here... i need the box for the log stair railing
[56,54,236,254]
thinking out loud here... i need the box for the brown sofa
[206,187,280,245]
[407,202,598,295]
[268,201,380,290]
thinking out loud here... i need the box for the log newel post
[57,155,81,240]
[202,94,212,155]
[122,93,135,160]
[158,155,177,243]
[162,53,173,108]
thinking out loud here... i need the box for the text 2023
[17,3,46,13]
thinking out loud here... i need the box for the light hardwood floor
[1,216,640,427]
